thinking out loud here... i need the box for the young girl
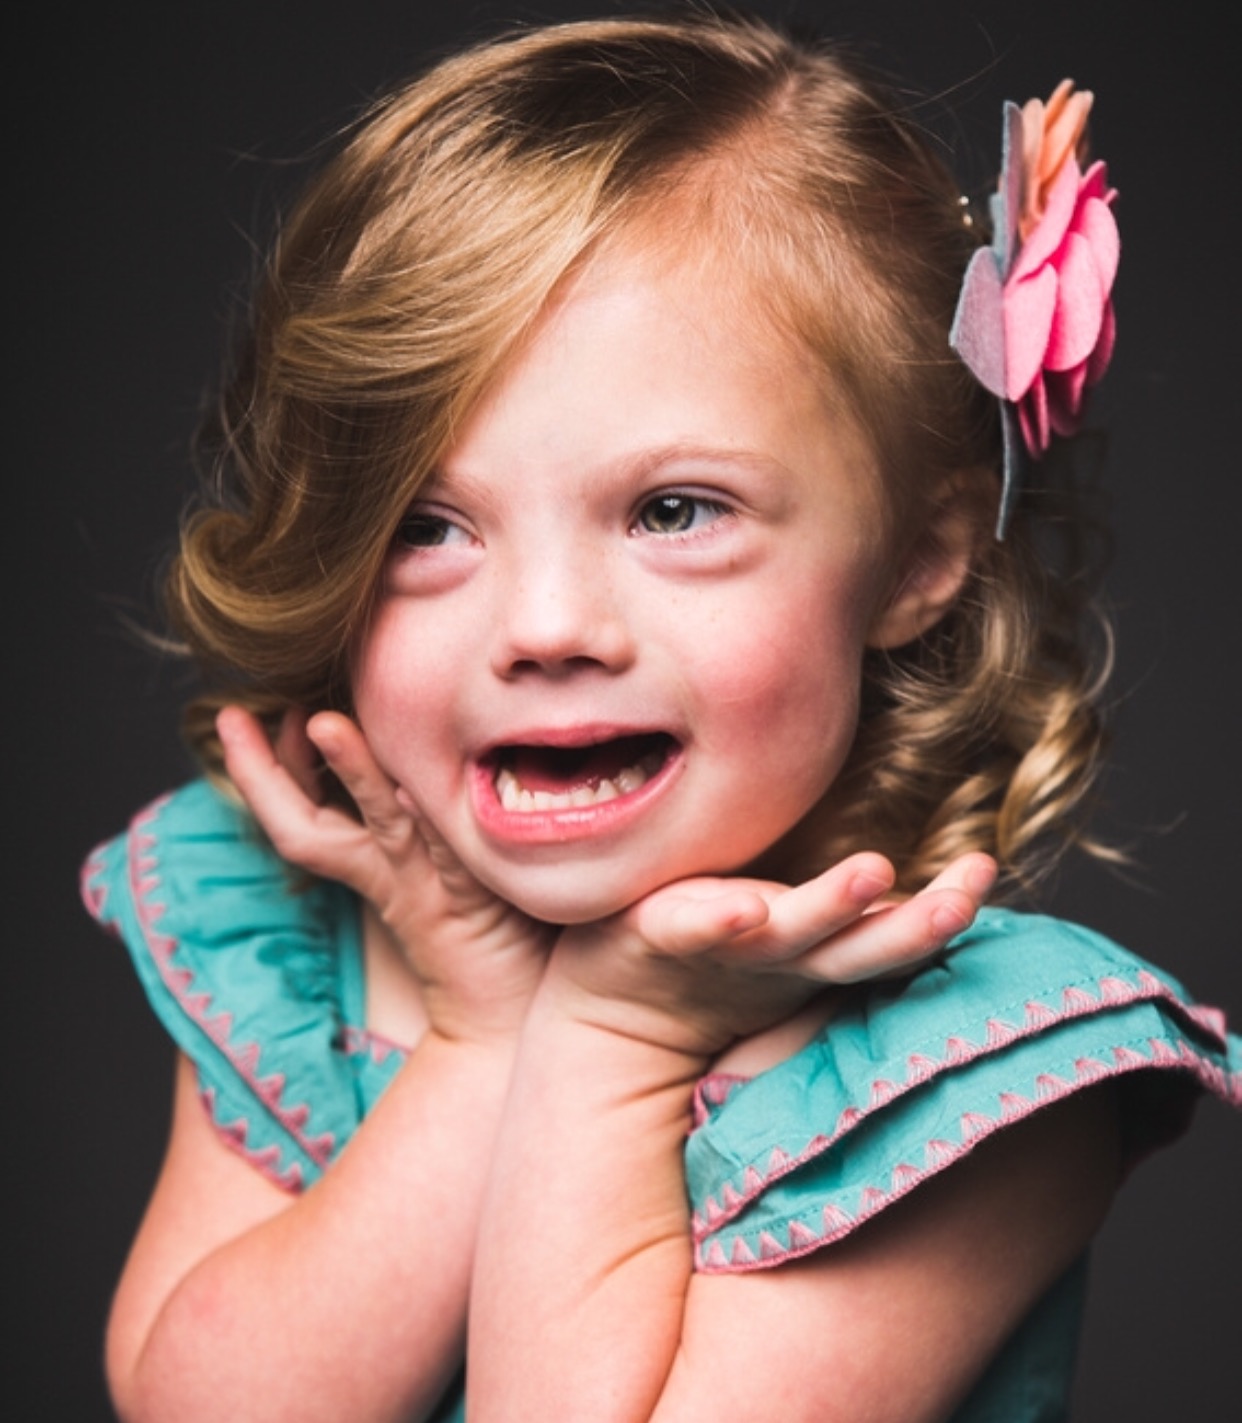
[81,11,1240,1421]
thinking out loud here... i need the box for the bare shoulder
[663,1084,1121,1423]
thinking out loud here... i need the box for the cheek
[351,634,401,736]
[689,585,877,856]
[687,641,863,839]
[693,577,874,737]
[350,617,449,765]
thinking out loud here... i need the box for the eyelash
[395,510,469,549]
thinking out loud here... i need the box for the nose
[489,544,635,679]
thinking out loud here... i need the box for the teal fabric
[82,779,1242,1422]
[685,907,1240,1271]
[81,779,405,1189]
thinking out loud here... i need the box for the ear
[866,480,981,650]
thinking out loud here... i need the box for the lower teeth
[495,752,662,812]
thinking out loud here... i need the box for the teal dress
[82,780,1242,1422]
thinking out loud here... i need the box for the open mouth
[490,733,677,813]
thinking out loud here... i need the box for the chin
[479,863,666,926]
[506,884,639,927]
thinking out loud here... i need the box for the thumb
[630,882,770,957]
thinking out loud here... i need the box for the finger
[217,704,291,805]
[217,706,377,887]
[308,715,506,917]
[674,853,894,967]
[273,707,325,805]
[305,713,418,856]
[915,852,998,904]
[623,853,894,964]
[754,852,897,957]
[797,900,964,983]
[762,851,996,966]
[792,856,997,983]
[391,783,484,900]
[630,885,771,956]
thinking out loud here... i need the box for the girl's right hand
[216,705,555,1044]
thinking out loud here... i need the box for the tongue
[508,735,659,793]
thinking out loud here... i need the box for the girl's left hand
[545,851,997,1060]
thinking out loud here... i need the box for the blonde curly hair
[164,8,1116,898]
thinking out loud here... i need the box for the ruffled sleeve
[686,907,1241,1272]
[80,781,406,1191]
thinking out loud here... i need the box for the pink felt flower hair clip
[951,81,1120,536]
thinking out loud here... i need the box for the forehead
[468,227,838,420]
[435,237,888,528]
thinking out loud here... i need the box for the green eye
[636,494,726,535]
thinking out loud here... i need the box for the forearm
[113,1033,517,1423]
[467,977,707,1421]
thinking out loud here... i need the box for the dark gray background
[12,2,1239,1418]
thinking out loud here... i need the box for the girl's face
[353,245,909,923]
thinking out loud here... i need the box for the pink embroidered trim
[80,847,112,924]
[199,1087,305,1191]
[691,1072,749,1128]
[694,1032,1238,1273]
[690,967,1240,1262]
[339,1023,410,1064]
[114,794,339,1191]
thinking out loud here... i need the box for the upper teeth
[495,750,664,813]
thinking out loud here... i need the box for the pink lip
[478,721,665,750]
[470,730,683,846]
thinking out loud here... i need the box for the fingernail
[849,871,891,903]
[932,903,970,938]
[967,857,998,897]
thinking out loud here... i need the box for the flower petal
[1020,81,1093,237]
[1020,93,1049,183]
[1074,189,1121,296]
[1079,159,1116,207]
[1003,265,1058,399]
[1012,157,1081,281]
[1045,365,1089,437]
[1044,231,1107,370]
[950,246,1008,396]
[1017,372,1051,456]
[1085,300,1116,385]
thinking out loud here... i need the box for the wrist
[531,956,714,1093]
[404,1025,523,1091]
[417,1008,530,1062]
